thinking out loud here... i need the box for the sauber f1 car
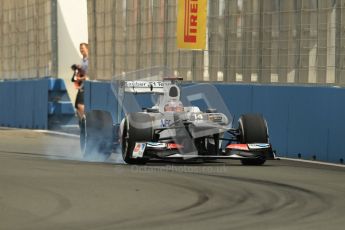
[80,67,275,165]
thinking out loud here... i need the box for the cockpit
[160,84,184,112]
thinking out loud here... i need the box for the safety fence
[1,0,345,85]
[0,0,57,80]
[87,0,345,85]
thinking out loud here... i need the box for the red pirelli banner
[177,0,207,50]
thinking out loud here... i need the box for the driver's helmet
[164,99,184,112]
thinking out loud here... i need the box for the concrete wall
[0,0,88,106]
[84,81,345,164]
[0,0,56,79]
[57,0,88,104]
[86,0,345,85]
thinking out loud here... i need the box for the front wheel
[122,113,153,164]
[238,114,269,166]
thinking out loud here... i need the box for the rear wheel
[80,116,86,153]
[238,114,268,166]
[82,110,114,161]
[122,113,152,164]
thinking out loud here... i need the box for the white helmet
[164,100,184,112]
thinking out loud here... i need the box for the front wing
[131,142,276,160]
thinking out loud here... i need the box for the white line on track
[278,157,345,168]
[35,129,79,138]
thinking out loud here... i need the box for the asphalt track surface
[0,128,345,230]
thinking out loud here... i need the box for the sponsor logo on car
[125,81,171,88]
[133,143,146,158]
[147,142,167,148]
[167,143,183,149]
[160,119,172,128]
[248,143,270,150]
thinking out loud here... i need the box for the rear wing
[122,80,170,94]
[112,66,182,94]
[110,67,182,123]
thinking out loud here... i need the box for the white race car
[80,67,275,165]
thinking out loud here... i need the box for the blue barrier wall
[84,81,345,163]
[47,78,77,131]
[0,78,76,130]
[3,79,342,163]
[0,79,49,129]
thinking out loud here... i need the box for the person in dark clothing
[71,43,89,121]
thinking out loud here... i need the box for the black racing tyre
[240,156,266,166]
[122,113,153,164]
[82,110,114,161]
[238,114,268,144]
[238,114,268,166]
